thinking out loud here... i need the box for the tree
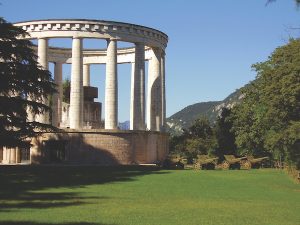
[215,108,237,159]
[188,117,214,139]
[169,134,186,154]
[0,18,56,148]
[184,117,217,156]
[231,39,300,167]
[169,117,217,161]
[266,0,300,6]
[63,78,70,103]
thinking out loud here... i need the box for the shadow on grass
[0,222,114,225]
[0,165,167,212]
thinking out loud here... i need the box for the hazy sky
[1,0,299,121]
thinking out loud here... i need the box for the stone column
[70,38,83,129]
[52,62,63,127]
[16,147,21,163]
[161,53,166,131]
[38,38,49,69]
[10,148,16,164]
[2,147,8,164]
[105,39,118,129]
[147,47,162,131]
[0,148,2,163]
[36,38,49,124]
[130,43,145,130]
[130,62,135,129]
[83,64,90,86]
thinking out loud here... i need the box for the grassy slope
[0,166,299,225]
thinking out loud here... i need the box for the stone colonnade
[14,20,168,132]
[1,147,22,164]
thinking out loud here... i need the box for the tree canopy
[231,39,300,167]
[169,39,300,169]
[169,116,217,161]
[267,0,300,6]
[0,18,56,148]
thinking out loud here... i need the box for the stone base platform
[27,129,169,165]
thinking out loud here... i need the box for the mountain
[166,87,244,135]
[119,121,130,130]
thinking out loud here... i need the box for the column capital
[135,42,145,46]
[72,36,82,40]
[107,38,118,42]
[38,37,48,40]
[54,61,63,65]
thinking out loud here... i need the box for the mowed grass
[0,166,299,225]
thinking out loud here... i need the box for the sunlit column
[70,37,83,129]
[83,64,90,86]
[16,147,21,163]
[147,47,162,131]
[9,148,16,164]
[2,148,8,164]
[52,62,63,127]
[130,62,135,130]
[35,38,49,124]
[161,53,166,131]
[105,39,118,129]
[130,43,145,130]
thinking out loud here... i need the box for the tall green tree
[231,39,300,166]
[215,108,237,158]
[0,18,56,148]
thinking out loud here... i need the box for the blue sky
[1,0,299,122]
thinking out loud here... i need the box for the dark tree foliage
[0,18,56,148]
[169,134,186,154]
[214,108,237,159]
[266,0,300,6]
[187,117,214,139]
[169,117,217,160]
[62,78,70,103]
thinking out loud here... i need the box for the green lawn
[0,166,299,225]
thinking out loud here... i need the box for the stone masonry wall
[31,130,169,165]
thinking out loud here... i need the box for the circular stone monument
[1,19,169,165]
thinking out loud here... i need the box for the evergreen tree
[0,18,56,148]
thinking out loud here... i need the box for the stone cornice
[14,19,168,49]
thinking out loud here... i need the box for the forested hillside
[167,87,244,135]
